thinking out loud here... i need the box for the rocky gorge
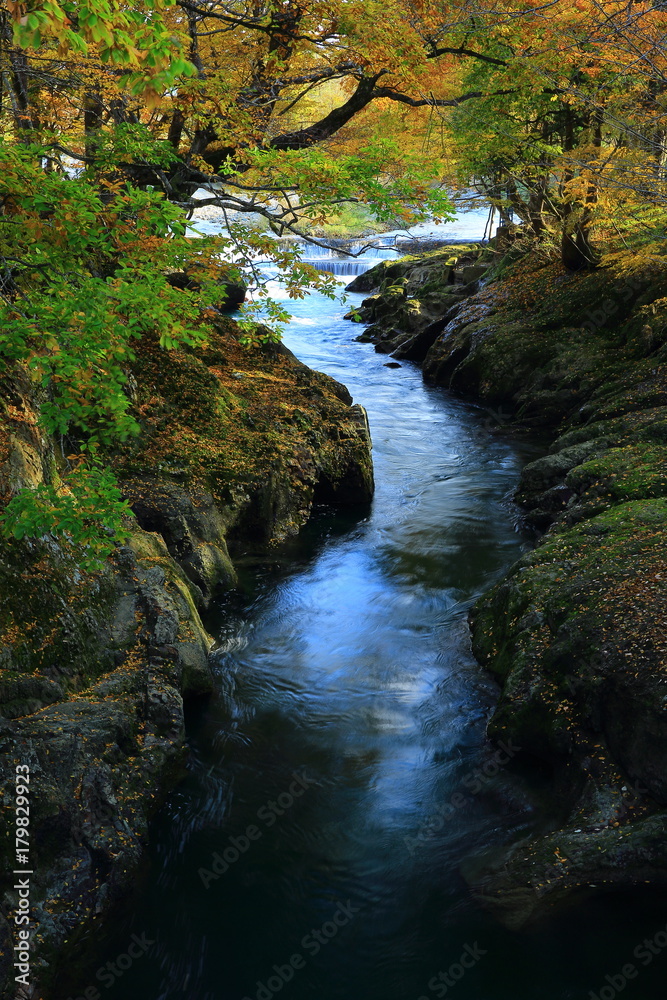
[0,317,373,997]
[2,230,667,997]
[346,240,667,928]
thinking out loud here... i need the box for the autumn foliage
[1,0,667,561]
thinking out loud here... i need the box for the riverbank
[347,243,667,925]
[0,316,373,997]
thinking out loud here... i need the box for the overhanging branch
[372,86,516,107]
[428,45,509,68]
[270,72,387,150]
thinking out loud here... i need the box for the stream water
[63,227,666,1000]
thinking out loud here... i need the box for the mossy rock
[473,498,667,800]
[345,245,477,294]
[114,320,374,566]
[463,811,667,929]
[565,442,667,503]
[0,316,374,997]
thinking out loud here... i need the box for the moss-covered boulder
[113,319,374,604]
[344,246,486,360]
[345,245,473,294]
[468,493,667,923]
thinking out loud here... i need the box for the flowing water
[63,230,666,1000]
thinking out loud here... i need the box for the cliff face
[349,248,667,927]
[115,318,373,605]
[0,319,373,997]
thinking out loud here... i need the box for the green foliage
[0,142,218,564]
[241,143,455,228]
[0,464,131,573]
[78,123,182,174]
[11,0,198,97]
[0,138,360,565]
[0,143,209,447]
[0,0,460,572]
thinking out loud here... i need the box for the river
[61,231,666,1000]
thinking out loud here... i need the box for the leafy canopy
[3,0,667,567]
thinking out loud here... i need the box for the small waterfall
[300,257,386,277]
[242,224,487,291]
[296,241,397,277]
[292,231,483,277]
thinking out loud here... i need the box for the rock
[459,263,489,286]
[0,521,214,995]
[345,245,476,294]
[346,246,489,361]
[515,441,606,519]
[463,811,667,929]
[390,314,457,363]
[219,281,247,309]
[494,224,523,251]
[122,477,237,606]
[384,362,402,368]
[165,270,246,311]
[451,256,667,924]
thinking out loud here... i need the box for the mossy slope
[428,253,667,923]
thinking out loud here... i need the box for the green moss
[114,321,372,547]
[0,536,117,701]
[566,443,667,502]
[419,247,667,919]
[473,498,667,761]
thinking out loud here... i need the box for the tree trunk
[8,50,35,137]
[561,218,597,270]
[560,107,601,270]
[84,91,104,163]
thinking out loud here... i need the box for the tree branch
[428,45,509,68]
[270,72,387,150]
[371,86,516,108]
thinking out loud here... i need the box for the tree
[1,1,456,237]
[0,0,459,564]
[4,0,667,566]
[5,1,667,266]
[428,0,667,267]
